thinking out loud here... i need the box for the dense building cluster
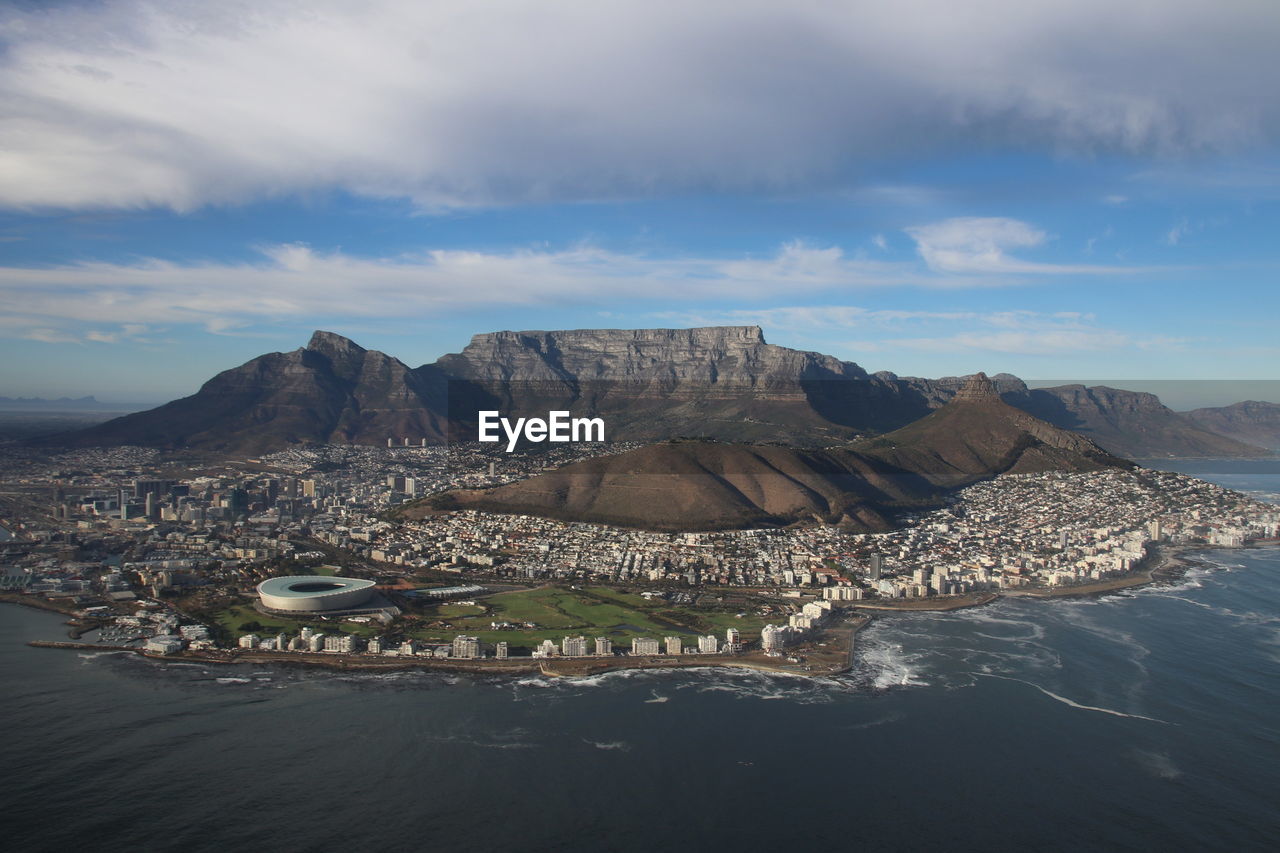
[2,440,1276,661]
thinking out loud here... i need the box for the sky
[0,0,1278,405]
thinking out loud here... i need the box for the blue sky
[0,1,1277,404]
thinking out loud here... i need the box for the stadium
[256,575,377,613]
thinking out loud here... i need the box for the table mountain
[48,326,1271,458]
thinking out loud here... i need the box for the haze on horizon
[1,0,1277,401]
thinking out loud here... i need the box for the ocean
[2,466,1278,852]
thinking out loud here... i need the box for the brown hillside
[414,441,942,532]
[853,373,1133,488]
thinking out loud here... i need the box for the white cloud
[906,217,1133,274]
[0,240,1023,341]
[657,304,1158,359]
[1,0,1277,211]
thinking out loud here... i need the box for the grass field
[211,604,384,640]
[405,585,773,651]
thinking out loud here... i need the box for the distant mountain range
[1183,401,1280,451]
[51,326,1272,459]
[420,374,1134,532]
[0,396,141,412]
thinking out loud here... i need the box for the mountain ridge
[51,327,1271,458]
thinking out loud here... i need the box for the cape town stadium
[256,576,377,612]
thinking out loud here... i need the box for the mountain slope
[1183,401,1280,450]
[1007,384,1269,458]
[420,374,1135,531]
[853,374,1134,488]
[58,332,450,453]
[418,440,941,532]
[49,326,1270,458]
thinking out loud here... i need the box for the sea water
[1,465,1277,852]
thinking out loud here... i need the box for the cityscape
[3,438,1275,673]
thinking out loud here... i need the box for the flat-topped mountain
[421,374,1135,531]
[49,327,1271,458]
[1184,401,1280,451]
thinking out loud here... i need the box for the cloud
[1,1,1278,211]
[906,217,1132,274]
[1166,218,1192,245]
[0,240,1018,340]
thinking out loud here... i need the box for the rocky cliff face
[435,325,908,444]
[1184,401,1280,450]
[53,326,1272,457]
[1005,384,1269,458]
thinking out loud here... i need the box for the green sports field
[406,585,773,651]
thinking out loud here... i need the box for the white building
[562,636,588,657]
[698,635,719,654]
[452,635,480,659]
[665,636,683,656]
[632,637,660,655]
[594,637,612,656]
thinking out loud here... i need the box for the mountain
[50,326,1271,458]
[1183,401,1280,451]
[1006,384,1269,458]
[418,440,942,532]
[55,331,450,453]
[854,374,1133,488]
[436,325,932,443]
[420,375,1133,531]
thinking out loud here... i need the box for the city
[3,439,1275,672]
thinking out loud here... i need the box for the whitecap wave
[978,674,1169,724]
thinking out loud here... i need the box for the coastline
[12,541,1273,683]
[25,613,873,681]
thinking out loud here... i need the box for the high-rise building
[562,636,588,657]
[632,637,660,656]
[1148,520,1163,542]
[452,635,480,659]
[594,637,612,656]
[869,553,883,581]
[665,636,683,656]
[698,635,719,654]
[495,641,508,659]
[761,624,782,652]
